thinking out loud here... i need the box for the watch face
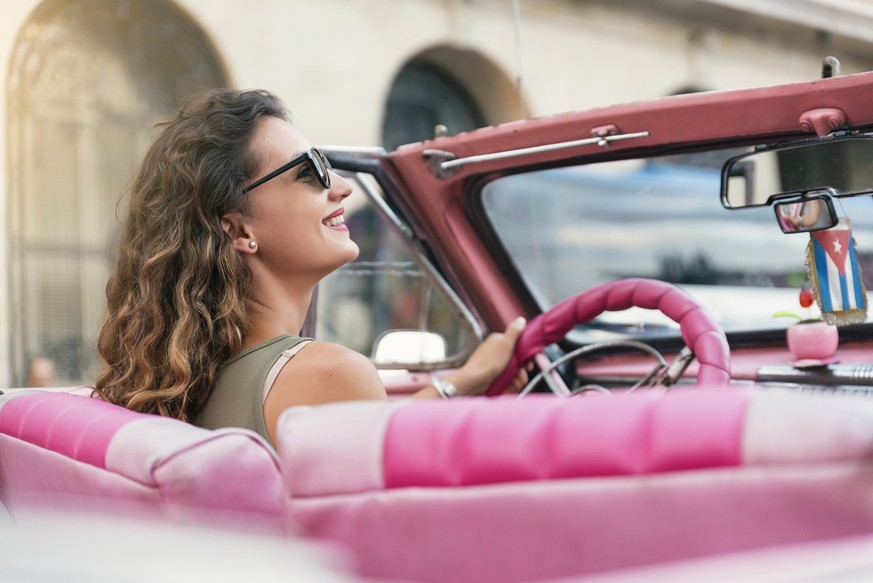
[432,377,458,399]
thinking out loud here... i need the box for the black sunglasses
[243,147,331,193]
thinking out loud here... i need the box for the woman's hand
[444,317,528,396]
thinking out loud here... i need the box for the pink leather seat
[277,388,873,582]
[7,385,873,582]
[0,390,285,533]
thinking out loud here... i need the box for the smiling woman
[94,89,529,447]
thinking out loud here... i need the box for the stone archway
[382,45,527,150]
[6,0,227,384]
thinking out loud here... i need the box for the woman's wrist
[443,368,485,397]
[430,376,459,399]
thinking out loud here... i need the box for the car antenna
[513,0,524,118]
[822,56,841,78]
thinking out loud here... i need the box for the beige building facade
[2,0,873,385]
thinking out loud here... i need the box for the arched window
[382,60,486,151]
[7,0,226,384]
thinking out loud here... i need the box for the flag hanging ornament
[806,218,867,325]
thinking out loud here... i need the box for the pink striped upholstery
[279,388,873,582]
[0,390,285,530]
[488,278,731,395]
[9,386,873,583]
[385,389,748,488]
[289,464,873,583]
[0,391,142,468]
[277,387,873,496]
[278,388,751,497]
[279,401,405,497]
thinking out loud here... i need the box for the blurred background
[3,0,873,386]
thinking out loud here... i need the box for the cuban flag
[810,225,866,318]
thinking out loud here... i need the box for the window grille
[8,0,225,385]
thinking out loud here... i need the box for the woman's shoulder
[281,340,380,386]
[262,340,387,439]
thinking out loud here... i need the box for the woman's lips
[323,208,347,230]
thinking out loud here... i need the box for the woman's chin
[331,241,360,270]
[343,240,360,261]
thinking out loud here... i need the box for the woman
[95,89,527,446]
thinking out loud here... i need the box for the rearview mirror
[773,190,838,233]
[721,136,873,208]
[371,330,448,367]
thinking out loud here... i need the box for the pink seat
[0,390,285,533]
[277,388,873,582]
[8,386,873,582]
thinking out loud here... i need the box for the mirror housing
[721,135,873,208]
[773,189,839,234]
[371,329,448,367]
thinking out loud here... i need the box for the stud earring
[248,241,257,249]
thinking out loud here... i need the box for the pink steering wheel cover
[487,278,731,395]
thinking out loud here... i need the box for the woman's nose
[328,170,352,200]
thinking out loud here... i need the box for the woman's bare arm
[263,341,387,444]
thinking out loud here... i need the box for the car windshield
[482,151,873,342]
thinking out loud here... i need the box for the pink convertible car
[5,59,873,582]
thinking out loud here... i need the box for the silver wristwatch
[430,376,459,399]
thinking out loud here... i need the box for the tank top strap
[262,339,314,403]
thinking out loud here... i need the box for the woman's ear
[221,212,257,254]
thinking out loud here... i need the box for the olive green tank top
[194,334,311,447]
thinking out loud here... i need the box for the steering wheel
[487,278,731,396]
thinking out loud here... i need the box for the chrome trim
[431,131,650,173]
[518,339,666,398]
[350,172,414,240]
[351,172,485,354]
[321,145,387,158]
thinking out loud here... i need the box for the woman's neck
[242,279,315,349]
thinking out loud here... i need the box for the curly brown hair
[95,89,287,421]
